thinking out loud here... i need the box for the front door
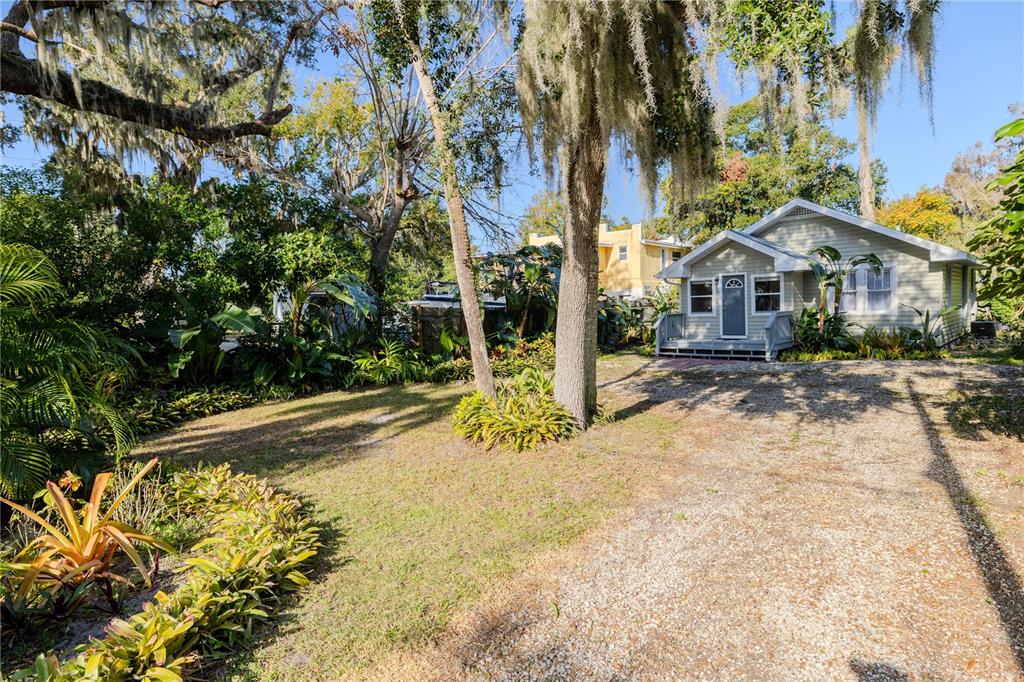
[721,274,747,338]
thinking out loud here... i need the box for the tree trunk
[554,105,607,428]
[408,47,496,397]
[365,197,409,337]
[856,93,876,221]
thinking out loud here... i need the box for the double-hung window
[753,276,781,312]
[690,280,713,314]
[865,267,892,312]
[840,273,858,312]
[661,249,667,269]
[618,244,628,261]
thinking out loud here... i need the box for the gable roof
[743,198,983,266]
[656,229,813,280]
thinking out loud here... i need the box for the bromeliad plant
[453,368,576,452]
[1,458,173,623]
[21,464,320,682]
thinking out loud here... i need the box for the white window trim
[618,244,628,261]
[835,263,898,315]
[719,272,748,339]
[661,249,667,269]
[688,278,715,316]
[749,273,785,316]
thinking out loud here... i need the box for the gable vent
[782,206,816,218]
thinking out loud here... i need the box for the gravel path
[388,360,1024,681]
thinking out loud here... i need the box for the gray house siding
[682,242,796,341]
[757,216,948,330]
[941,264,966,338]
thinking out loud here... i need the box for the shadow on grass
[140,383,466,479]
[908,379,1024,672]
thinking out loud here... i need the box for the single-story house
[653,198,985,360]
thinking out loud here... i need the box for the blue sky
[2,0,1022,244]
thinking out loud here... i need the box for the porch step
[657,346,770,361]
[656,337,793,361]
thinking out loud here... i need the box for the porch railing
[655,312,685,351]
[762,311,794,358]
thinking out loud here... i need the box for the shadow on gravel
[908,379,1024,672]
[609,364,905,426]
[849,659,908,681]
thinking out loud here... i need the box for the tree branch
[1,50,292,142]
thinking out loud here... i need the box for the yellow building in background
[528,223,690,298]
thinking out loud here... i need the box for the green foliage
[599,297,653,347]
[123,388,262,438]
[168,305,259,385]
[17,464,320,682]
[792,304,949,359]
[1,459,172,627]
[968,119,1024,327]
[662,100,884,241]
[481,245,561,338]
[490,334,557,378]
[1,243,136,501]
[352,339,426,386]
[807,245,882,329]
[794,308,850,352]
[453,369,576,452]
[518,190,565,244]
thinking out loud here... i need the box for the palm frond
[0,243,62,305]
[0,434,51,500]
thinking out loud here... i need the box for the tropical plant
[794,307,851,352]
[968,119,1024,327]
[167,304,259,385]
[19,464,320,682]
[900,304,954,352]
[647,288,679,319]
[482,244,561,338]
[1,243,136,501]
[453,369,576,452]
[599,297,651,347]
[808,245,883,333]
[352,339,425,385]
[1,458,173,623]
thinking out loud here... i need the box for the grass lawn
[136,354,677,679]
[951,341,1024,366]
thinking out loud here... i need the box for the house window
[661,249,667,269]
[672,250,682,261]
[865,267,892,312]
[618,244,628,261]
[690,280,713,314]
[840,272,858,313]
[753,276,781,312]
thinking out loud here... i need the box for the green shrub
[491,333,556,377]
[124,387,261,437]
[351,338,426,386]
[19,464,319,682]
[794,308,850,352]
[452,368,576,452]
[426,357,474,383]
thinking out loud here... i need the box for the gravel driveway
[382,360,1024,681]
